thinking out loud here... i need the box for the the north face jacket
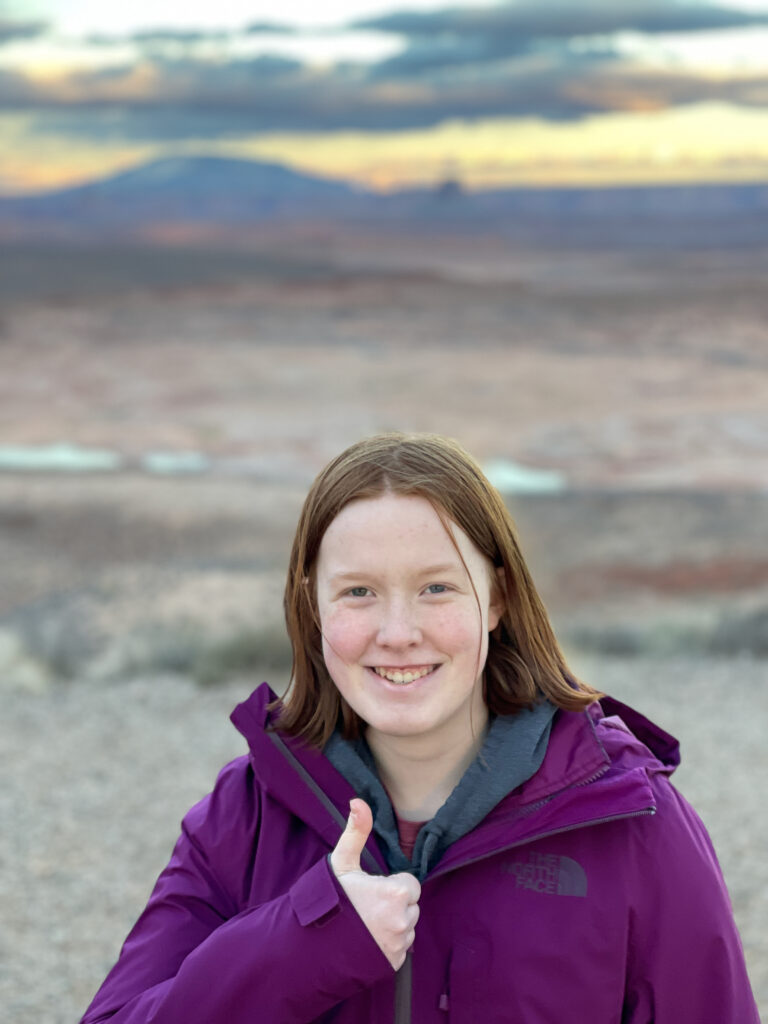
[81,683,759,1023]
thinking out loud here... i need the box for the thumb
[331,798,373,875]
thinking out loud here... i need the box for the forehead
[317,493,484,572]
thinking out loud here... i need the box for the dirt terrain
[2,233,768,491]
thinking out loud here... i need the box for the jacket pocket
[443,938,522,1024]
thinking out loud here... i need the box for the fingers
[407,902,420,929]
[389,871,421,905]
[330,798,374,876]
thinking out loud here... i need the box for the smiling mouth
[371,665,436,684]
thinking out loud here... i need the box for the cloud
[11,51,768,144]
[131,28,233,46]
[575,66,768,112]
[355,1,768,41]
[83,22,303,49]
[4,1,768,141]
[365,32,618,80]
[0,54,598,136]
[0,17,47,45]
[85,27,233,47]
[244,22,301,35]
[0,67,39,101]
[356,1,768,80]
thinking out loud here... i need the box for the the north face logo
[502,852,588,897]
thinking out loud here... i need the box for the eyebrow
[329,563,463,583]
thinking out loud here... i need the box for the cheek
[319,607,371,665]
[435,605,484,651]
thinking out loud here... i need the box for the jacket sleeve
[80,758,393,1024]
[623,776,760,1024]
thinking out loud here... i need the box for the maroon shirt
[394,812,426,861]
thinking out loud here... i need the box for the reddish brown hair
[277,432,600,746]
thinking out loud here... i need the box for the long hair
[277,432,599,747]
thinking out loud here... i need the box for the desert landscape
[1,223,767,1020]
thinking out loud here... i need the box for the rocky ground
[1,658,766,1023]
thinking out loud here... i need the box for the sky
[3,0,768,193]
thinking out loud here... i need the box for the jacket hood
[230,683,387,873]
[230,683,680,880]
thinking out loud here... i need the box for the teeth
[373,666,433,684]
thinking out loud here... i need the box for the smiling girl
[81,432,759,1024]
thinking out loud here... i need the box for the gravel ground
[1,656,766,1023]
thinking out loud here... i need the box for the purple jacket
[81,683,759,1023]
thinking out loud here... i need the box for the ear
[488,566,505,632]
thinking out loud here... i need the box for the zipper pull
[438,993,450,1011]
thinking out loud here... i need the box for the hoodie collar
[324,699,557,880]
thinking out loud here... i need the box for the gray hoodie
[324,699,556,881]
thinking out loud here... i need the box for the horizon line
[2,152,768,200]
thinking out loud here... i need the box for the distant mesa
[433,178,465,200]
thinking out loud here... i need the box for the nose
[375,597,422,649]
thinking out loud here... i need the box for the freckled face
[315,493,502,747]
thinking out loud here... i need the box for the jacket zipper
[266,731,386,874]
[394,952,413,1024]
[424,805,655,885]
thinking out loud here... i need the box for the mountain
[0,155,371,231]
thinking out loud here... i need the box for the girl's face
[315,492,502,748]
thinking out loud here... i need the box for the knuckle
[393,914,409,935]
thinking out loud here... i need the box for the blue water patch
[0,443,123,472]
[483,458,566,495]
[141,451,211,475]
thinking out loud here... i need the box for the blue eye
[425,584,449,594]
[347,587,370,598]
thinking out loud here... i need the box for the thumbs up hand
[330,798,421,970]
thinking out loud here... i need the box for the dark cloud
[131,28,232,45]
[357,1,768,81]
[62,53,304,95]
[9,52,768,142]
[575,67,768,112]
[366,33,619,80]
[244,22,301,35]
[0,52,603,133]
[0,67,37,100]
[366,34,534,78]
[355,1,768,40]
[83,22,302,49]
[0,17,47,45]
[85,27,233,47]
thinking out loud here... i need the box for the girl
[82,432,759,1023]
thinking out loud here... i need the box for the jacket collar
[230,683,679,880]
[230,684,387,873]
